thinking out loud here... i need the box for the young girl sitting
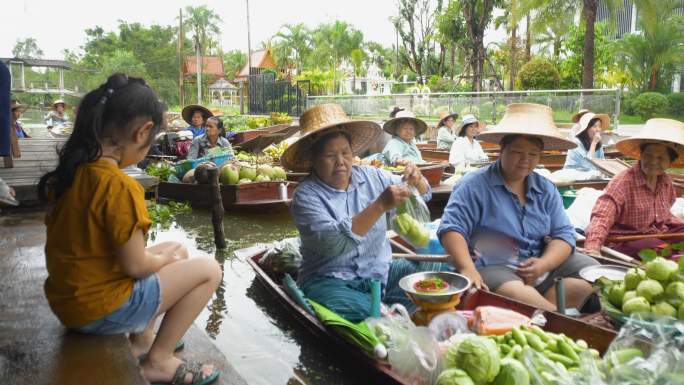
[38,73,222,385]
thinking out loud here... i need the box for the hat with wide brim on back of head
[11,100,28,113]
[437,111,459,128]
[476,103,577,151]
[575,112,610,137]
[571,109,590,123]
[383,110,428,137]
[616,118,684,167]
[181,104,213,125]
[280,104,381,172]
[457,114,486,136]
[52,99,67,108]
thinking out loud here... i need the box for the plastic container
[206,153,233,167]
[415,221,446,255]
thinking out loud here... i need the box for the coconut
[181,169,196,184]
[193,161,216,184]
[220,164,240,185]
[255,174,271,182]
[272,166,287,181]
[239,166,257,181]
[257,165,275,179]
[238,178,252,185]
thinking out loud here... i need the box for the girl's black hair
[458,123,476,137]
[577,118,603,152]
[38,73,166,201]
[639,143,679,162]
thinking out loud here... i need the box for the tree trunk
[525,14,532,61]
[332,55,337,95]
[509,25,518,90]
[650,68,658,90]
[581,0,597,89]
[450,44,456,79]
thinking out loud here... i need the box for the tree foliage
[517,57,560,89]
[12,38,44,58]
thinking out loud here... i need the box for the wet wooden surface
[0,211,246,385]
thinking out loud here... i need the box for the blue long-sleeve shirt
[291,165,431,284]
[437,161,575,268]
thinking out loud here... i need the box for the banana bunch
[263,141,289,160]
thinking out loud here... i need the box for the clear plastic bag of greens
[390,185,432,249]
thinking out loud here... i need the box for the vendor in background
[584,118,684,258]
[45,99,70,129]
[382,109,426,165]
[568,109,590,138]
[436,111,459,150]
[187,116,234,159]
[438,103,598,311]
[563,112,608,172]
[448,114,488,168]
[284,103,449,322]
[11,100,30,138]
[180,104,212,138]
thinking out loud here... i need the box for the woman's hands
[516,257,550,285]
[377,184,411,211]
[591,131,602,145]
[402,163,422,187]
[462,265,489,290]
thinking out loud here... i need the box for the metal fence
[306,89,622,129]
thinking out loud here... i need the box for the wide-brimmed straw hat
[11,100,28,112]
[457,114,486,136]
[477,103,576,150]
[437,111,459,128]
[571,109,590,123]
[383,110,428,137]
[181,104,213,125]
[210,108,224,118]
[52,99,67,108]
[616,118,684,167]
[575,112,610,137]
[280,104,381,172]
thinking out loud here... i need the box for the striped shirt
[584,163,683,250]
[291,165,432,284]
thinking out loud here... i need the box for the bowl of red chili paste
[398,271,471,304]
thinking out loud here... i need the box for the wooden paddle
[606,232,684,242]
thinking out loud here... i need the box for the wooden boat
[420,148,450,162]
[229,124,291,145]
[245,245,619,385]
[157,180,296,213]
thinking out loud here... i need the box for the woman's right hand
[377,184,411,211]
[592,131,602,144]
[461,265,488,290]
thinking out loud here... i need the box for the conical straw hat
[616,118,684,167]
[383,110,428,137]
[181,104,213,125]
[571,109,590,123]
[280,104,381,172]
[477,103,576,150]
[575,112,610,137]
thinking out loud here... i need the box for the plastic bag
[366,304,443,385]
[258,237,302,275]
[523,316,684,385]
[391,185,432,249]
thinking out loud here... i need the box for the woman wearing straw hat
[563,112,608,172]
[448,114,488,168]
[567,109,590,138]
[45,99,71,130]
[11,100,30,139]
[381,110,426,165]
[181,104,213,139]
[438,103,598,311]
[436,111,459,150]
[584,118,684,258]
[284,103,451,322]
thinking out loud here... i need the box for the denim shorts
[74,273,162,335]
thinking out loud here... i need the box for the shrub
[631,92,669,119]
[667,92,684,118]
[517,58,561,90]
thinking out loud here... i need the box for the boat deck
[0,210,246,385]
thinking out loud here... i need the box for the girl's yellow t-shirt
[44,159,151,327]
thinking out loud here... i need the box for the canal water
[150,210,368,385]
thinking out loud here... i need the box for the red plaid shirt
[585,163,683,250]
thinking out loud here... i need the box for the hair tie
[99,88,114,105]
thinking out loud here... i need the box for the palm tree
[313,21,363,94]
[184,5,223,56]
[615,0,684,90]
[274,23,311,74]
[533,16,572,60]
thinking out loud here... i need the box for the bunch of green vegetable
[145,162,175,182]
[269,112,293,125]
[600,256,684,322]
[247,116,270,129]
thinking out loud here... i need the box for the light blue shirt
[186,125,205,138]
[291,165,432,284]
[382,137,423,164]
[563,138,605,172]
[437,161,575,268]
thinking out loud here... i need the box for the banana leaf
[308,300,383,357]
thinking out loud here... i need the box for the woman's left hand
[402,162,423,188]
[516,257,549,285]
